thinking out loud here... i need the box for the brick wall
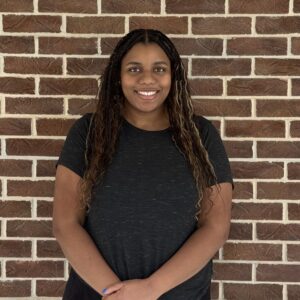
[0,0,299,299]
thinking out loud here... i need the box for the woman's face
[120,42,171,117]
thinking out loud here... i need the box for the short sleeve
[55,113,93,178]
[195,115,234,189]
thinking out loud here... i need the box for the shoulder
[63,113,94,143]
[192,114,219,142]
[73,112,94,128]
[70,112,94,134]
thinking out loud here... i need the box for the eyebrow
[125,61,169,66]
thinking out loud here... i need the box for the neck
[122,108,170,131]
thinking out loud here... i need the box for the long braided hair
[80,29,217,222]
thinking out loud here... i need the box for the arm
[148,182,232,298]
[53,165,122,296]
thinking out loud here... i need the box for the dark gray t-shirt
[56,113,233,300]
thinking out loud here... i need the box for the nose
[138,70,156,85]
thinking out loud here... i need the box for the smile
[136,90,159,96]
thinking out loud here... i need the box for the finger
[102,282,124,295]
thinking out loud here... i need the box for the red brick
[256,58,300,76]
[192,17,251,35]
[0,280,31,297]
[0,118,31,135]
[288,285,300,300]
[257,17,300,34]
[6,261,64,278]
[292,79,300,95]
[223,243,282,261]
[257,142,300,158]
[0,77,34,94]
[39,37,97,55]
[257,223,300,240]
[230,0,289,13]
[229,223,252,240]
[211,282,218,299]
[130,17,188,34]
[291,37,300,54]
[3,15,61,32]
[232,182,253,200]
[291,121,300,137]
[102,0,160,13]
[67,16,124,34]
[213,263,252,280]
[257,264,300,282]
[231,161,283,179]
[166,0,224,13]
[101,37,223,56]
[6,138,63,156]
[7,180,54,197]
[5,57,62,75]
[0,200,31,218]
[193,99,251,117]
[288,163,300,180]
[227,38,287,55]
[36,280,66,297]
[39,0,97,13]
[232,202,282,220]
[0,36,34,53]
[295,0,300,12]
[192,58,251,76]
[173,38,223,56]
[67,58,108,75]
[5,97,63,114]
[101,37,122,55]
[189,79,223,96]
[7,220,52,237]
[224,283,282,300]
[37,200,52,218]
[258,182,300,200]
[257,100,300,117]
[40,78,98,96]
[0,240,31,257]
[228,79,287,96]
[181,58,190,73]
[37,160,57,177]
[226,120,285,137]
[37,240,64,258]
[36,118,76,136]
[224,141,253,158]
[288,203,300,221]
[0,158,31,177]
[68,98,97,115]
[0,0,33,12]
[287,244,300,261]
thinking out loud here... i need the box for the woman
[53,29,233,300]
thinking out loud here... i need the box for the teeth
[137,91,157,96]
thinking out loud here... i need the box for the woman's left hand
[102,278,160,300]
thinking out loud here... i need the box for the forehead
[122,43,170,64]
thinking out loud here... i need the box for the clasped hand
[102,278,159,300]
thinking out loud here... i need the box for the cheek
[121,76,136,89]
[162,76,171,91]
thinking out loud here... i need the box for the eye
[154,66,167,73]
[128,67,141,73]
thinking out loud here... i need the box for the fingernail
[102,288,107,295]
